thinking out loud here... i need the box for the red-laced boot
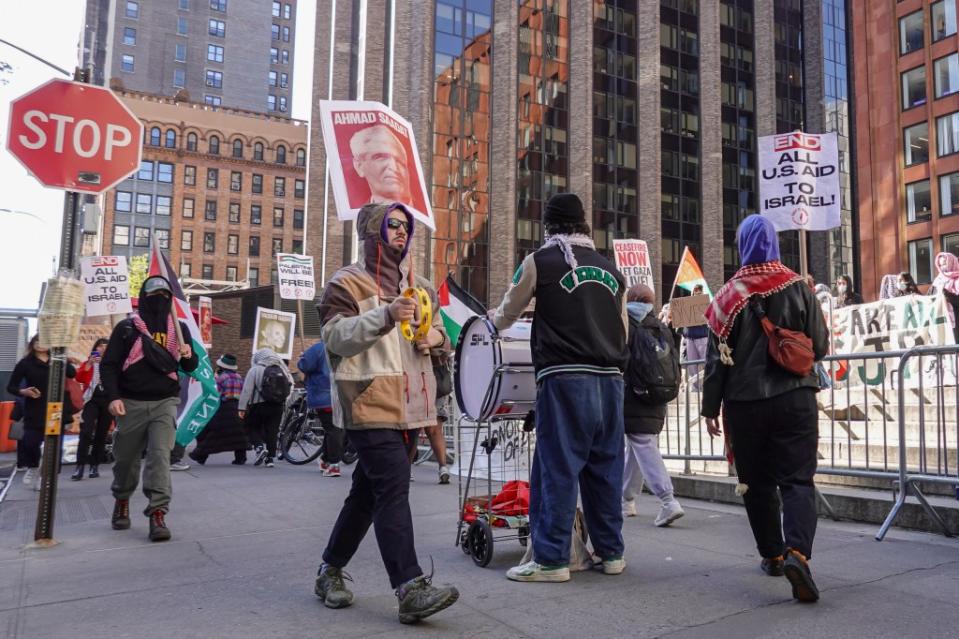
[148,510,172,542]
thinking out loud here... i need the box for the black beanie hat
[543,193,585,226]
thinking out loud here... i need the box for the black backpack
[626,316,680,405]
[259,364,291,404]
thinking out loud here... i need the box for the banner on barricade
[612,239,655,293]
[453,419,535,479]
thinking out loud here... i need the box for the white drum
[455,316,536,421]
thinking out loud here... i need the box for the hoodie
[238,348,293,410]
[623,301,670,435]
[100,276,199,402]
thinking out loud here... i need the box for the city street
[2,458,958,639]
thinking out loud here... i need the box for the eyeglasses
[386,218,410,232]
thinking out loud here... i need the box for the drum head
[454,316,497,421]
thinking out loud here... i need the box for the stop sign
[6,79,143,194]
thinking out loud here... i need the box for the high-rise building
[309,0,855,305]
[854,0,959,298]
[82,0,296,115]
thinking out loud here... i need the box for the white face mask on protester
[898,281,908,292]
[837,284,847,294]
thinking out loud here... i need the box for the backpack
[626,316,680,405]
[259,364,291,404]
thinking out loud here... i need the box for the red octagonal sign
[6,79,143,194]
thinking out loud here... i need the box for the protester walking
[701,215,828,603]
[314,202,459,624]
[621,284,685,527]
[72,338,112,480]
[7,335,77,490]
[492,192,629,583]
[833,274,862,308]
[239,348,293,468]
[189,355,249,465]
[100,276,199,542]
[298,340,343,477]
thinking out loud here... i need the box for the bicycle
[277,388,357,466]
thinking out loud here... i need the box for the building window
[909,238,934,284]
[938,112,959,156]
[180,263,192,278]
[249,236,260,256]
[230,171,242,191]
[164,130,176,148]
[121,54,135,72]
[179,0,189,9]
[280,72,288,88]
[136,193,152,214]
[173,68,186,87]
[123,27,136,46]
[157,162,173,183]
[175,43,186,62]
[273,207,284,227]
[296,148,306,167]
[906,180,932,223]
[279,96,287,112]
[209,135,220,154]
[177,17,188,35]
[202,264,214,280]
[134,227,151,247]
[209,19,225,37]
[183,197,195,218]
[292,238,303,254]
[274,177,285,196]
[251,204,262,224]
[936,53,959,99]
[207,168,219,189]
[156,195,172,216]
[267,95,277,111]
[181,230,193,251]
[294,179,305,198]
[184,165,196,185]
[276,145,287,164]
[229,202,240,222]
[272,237,283,255]
[281,49,289,64]
[115,191,132,212]
[941,172,959,217]
[232,139,243,158]
[272,1,281,18]
[905,122,929,165]
[137,160,154,181]
[203,232,215,252]
[249,267,259,286]
[125,1,139,19]
[902,66,927,110]
[210,0,227,12]
[270,47,279,64]
[149,127,160,146]
[207,44,224,63]
[282,26,290,42]
[186,133,197,152]
[269,70,277,86]
[284,3,291,20]
[227,234,239,254]
[226,265,237,281]
[206,70,223,88]
[252,174,263,194]
[155,229,170,249]
[272,24,280,40]
[900,11,924,55]
[113,225,130,246]
[293,208,304,229]
[254,142,264,161]
[933,1,958,42]
[204,95,222,107]
[205,199,217,220]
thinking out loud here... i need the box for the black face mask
[140,294,172,333]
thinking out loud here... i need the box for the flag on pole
[149,242,220,446]
[671,247,712,299]
[437,275,486,347]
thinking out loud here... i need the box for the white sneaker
[438,466,450,485]
[170,461,190,471]
[506,561,570,583]
[22,468,36,486]
[622,499,638,518]
[654,501,685,527]
[601,556,626,575]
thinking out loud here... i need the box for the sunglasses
[386,218,410,232]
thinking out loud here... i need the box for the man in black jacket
[492,192,628,583]
[100,276,198,542]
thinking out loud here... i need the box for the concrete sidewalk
[2,458,958,639]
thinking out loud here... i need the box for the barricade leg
[910,481,954,538]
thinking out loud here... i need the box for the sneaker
[438,466,450,485]
[170,461,190,471]
[761,555,785,577]
[783,549,819,603]
[111,499,131,530]
[88,465,100,479]
[601,555,626,575]
[396,575,459,624]
[22,468,36,486]
[654,500,685,527]
[188,452,206,466]
[622,499,638,518]
[321,464,341,478]
[314,564,354,609]
[506,560,571,583]
[264,457,275,468]
[409,470,415,482]
[148,510,172,542]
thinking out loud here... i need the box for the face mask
[837,284,847,293]
[898,282,908,291]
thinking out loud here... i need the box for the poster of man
[198,296,213,348]
[252,307,296,360]
[319,100,435,230]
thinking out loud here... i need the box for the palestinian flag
[672,246,712,298]
[437,275,486,347]
[149,241,220,446]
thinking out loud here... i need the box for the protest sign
[612,239,655,293]
[318,100,434,230]
[80,256,132,316]
[276,253,316,300]
[670,294,709,328]
[197,296,213,348]
[759,131,840,232]
[453,418,535,478]
[253,307,296,360]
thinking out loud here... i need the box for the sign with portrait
[318,100,434,229]
[252,307,296,360]
[758,131,841,232]
[197,296,213,349]
[80,255,132,316]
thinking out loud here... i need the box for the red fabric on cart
[490,480,530,516]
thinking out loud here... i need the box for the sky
[0,0,316,311]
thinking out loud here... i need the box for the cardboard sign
[612,239,655,293]
[670,294,710,328]
[759,131,841,232]
[252,307,296,360]
[197,296,213,348]
[276,253,316,300]
[80,256,132,316]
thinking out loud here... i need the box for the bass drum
[454,316,536,422]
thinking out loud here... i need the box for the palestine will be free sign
[276,253,316,300]
[758,131,841,232]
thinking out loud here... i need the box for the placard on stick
[80,256,132,317]
[612,239,655,292]
[670,294,710,328]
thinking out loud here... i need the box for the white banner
[453,419,535,479]
[80,256,132,317]
[759,131,840,232]
[276,253,316,300]
[612,239,655,293]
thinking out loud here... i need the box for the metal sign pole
[799,228,809,277]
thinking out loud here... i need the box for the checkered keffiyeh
[122,314,180,380]
[704,261,803,340]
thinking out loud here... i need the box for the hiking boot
[761,555,785,577]
[314,564,354,609]
[506,560,570,583]
[111,499,131,530]
[438,466,450,485]
[783,549,819,603]
[622,499,638,518]
[71,465,85,481]
[654,500,685,527]
[88,465,100,479]
[396,575,459,624]
[148,510,172,542]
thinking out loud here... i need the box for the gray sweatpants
[111,397,179,515]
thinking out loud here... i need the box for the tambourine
[400,287,432,342]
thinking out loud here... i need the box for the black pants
[246,402,283,458]
[726,388,819,559]
[318,410,344,464]
[322,429,421,588]
[17,427,44,468]
[78,396,112,466]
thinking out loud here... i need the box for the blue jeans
[530,373,625,566]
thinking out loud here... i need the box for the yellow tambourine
[400,287,432,342]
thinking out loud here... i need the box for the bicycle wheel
[281,415,325,465]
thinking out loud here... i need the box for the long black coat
[6,355,77,431]
[193,399,249,454]
[623,314,668,436]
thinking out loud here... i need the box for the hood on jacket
[252,348,293,381]
[737,215,781,267]
[138,275,174,334]
[356,202,415,296]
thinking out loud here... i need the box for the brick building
[99,91,308,291]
